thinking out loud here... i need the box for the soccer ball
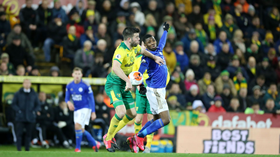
[128,71,143,85]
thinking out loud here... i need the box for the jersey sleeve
[113,48,126,65]
[86,85,95,112]
[65,84,71,102]
[158,30,168,51]
[139,56,150,75]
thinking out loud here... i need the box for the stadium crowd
[1,0,280,149]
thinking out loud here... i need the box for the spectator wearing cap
[69,0,86,23]
[275,57,280,84]
[265,7,280,39]
[144,0,160,24]
[157,16,176,40]
[50,66,60,76]
[130,2,145,26]
[83,10,98,33]
[109,11,128,37]
[256,57,277,85]
[220,14,239,40]
[203,8,223,28]
[221,84,233,108]
[245,16,265,40]
[43,14,67,62]
[74,40,94,74]
[263,83,280,109]
[203,56,221,81]
[66,11,84,38]
[80,25,99,51]
[244,102,264,114]
[189,54,204,80]
[184,69,198,91]
[215,70,237,96]
[248,85,263,107]
[217,43,232,70]
[1,53,15,74]
[167,95,184,112]
[181,28,204,53]
[0,11,11,41]
[238,88,249,111]
[62,26,80,60]
[185,84,201,108]
[174,41,189,72]
[245,56,257,83]
[233,69,247,93]
[227,98,242,112]
[208,96,226,112]
[6,36,34,70]
[174,13,193,40]
[36,0,52,42]
[198,72,212,95]
[204,15,220,43]
[163,41,177,74]
[214,31,234,54]
[202,84,216,110]
[226,55,249,80]
[262,31,274,54]
[264,98,280,114]
[188,4,204,26]
[52,0,68,23]
[192,100,206,113]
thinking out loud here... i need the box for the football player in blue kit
[65,67,100,152]
[127,22,171,152]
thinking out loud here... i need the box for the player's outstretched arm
[112,60,132,91]
[140,42,164,65]
[158,22,169,51]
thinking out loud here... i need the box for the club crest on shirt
[79,87,83,92]
[141,59,146,63]
[116,54,121,59]
[70,88,73,91]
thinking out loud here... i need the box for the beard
[131,41,138,47]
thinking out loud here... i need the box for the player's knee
[75,123,82,130]
[135,116,142,123]
[162,117,170,126]
[130,111,137,118]
[116,111,126,119]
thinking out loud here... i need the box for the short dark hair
[142,34,153,44]
[122,27,140,40]
[257,75,265,80]
[73,67,82,73]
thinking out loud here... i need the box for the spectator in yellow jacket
[203,8,223,28]
[163,41,177,74]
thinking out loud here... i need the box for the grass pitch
[0,145,278,157]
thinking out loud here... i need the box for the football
[128,71,143,85]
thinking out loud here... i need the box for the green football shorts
[135,88,152,114]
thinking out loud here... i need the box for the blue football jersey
[139,31,169,88]
[65,80,95,112]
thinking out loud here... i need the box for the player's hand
[139,84,147,95]
[154,56,164,65]
[91,112,96,121]
[67,102,75,111]
[125,80,132,91]
[163,22,170,32]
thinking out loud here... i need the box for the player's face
[130,33,140,47]
[145,36,157,51]
[72,70,83,82]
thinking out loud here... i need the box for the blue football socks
[138,119,164,138]
[139,119,154,132]
[75,130,83,150]
[84,130,96,147]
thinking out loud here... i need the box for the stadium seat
[54,45,71,62]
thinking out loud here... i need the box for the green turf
[0,145,278,157]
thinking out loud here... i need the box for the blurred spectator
[245,56,256,83]
[0,62,9,75]
[220,14,239,40]
[90,52,107,77]
[99,0,115,23]
[267,48,278,68]
[52,0,68,23]
[217,43,232,70]
[69,0,86,22]
[234,0,250,13]
[163,41,176,73]
[86,0,101,24]
[166,28,176,48]
[50,66,60,77]
[119,0,130,15]
[181,28,204,53]
[175,0,192,15]
[248,75,267,96]
[248,85,263,107]
[227,97,242,112]
[188,4,204,26]
[264,98,280,114]
[162,2,176,20]
[205,43,217,56]
[36,92,70,148]
[113,23,126,44]
[221,84,233,108]
[43,15,67,62]
[256,57,277,86]
[105,39,121,64]
[54,101,75,145]
[95,39,107,54]
[36,0,52,43]
[184,69,198,91]
[203,8,223,28]
[214,31,234,54]
[215,70,237,96]
[245,16,265,40]
[96,23,111,48]
[29,66,40,76]
[245,43,263,63]
[144,0,160,25]
[194,23,208,47]
[1,53,15,74]
[233,4,249,33]
[80,26,99,50]
[221,0,234,15]
[7,24,34,56]
[204,15,220,43]
[19,0,38,47]
[62,26,80,60]
[263,83,280,109]
[189,55,204,80]
[74,40,94,74]
[12,79,41,151]
[244,102,264,114]
[185,84,200,107]
[67,11,84,38]
[109,12,127,37]
[202,84,216,110]
[158,16,176,41]
[144,14,158,36]
[232,30,246,53]
[262,31,274,54]
[130,2,145,26]
[0,32,4,53]
[0,11,11,40]
[265,7,280,39]
[6,36,34,69]
[187,40,205,61]
[16,65,26,76]
[168,83,186,107]
[198,72,212,95]
[203,56,220,81]
[275,57,280,84]
[174,41,189,72]
[233,70,247,93]
[208,96,226,112]
[84,10,98,33]
[192,100,206,113]
[238,88,249,111]
[226,55,249,80]
[167,95,184,112]
[174,13,193,40]
[167,68,187,94]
